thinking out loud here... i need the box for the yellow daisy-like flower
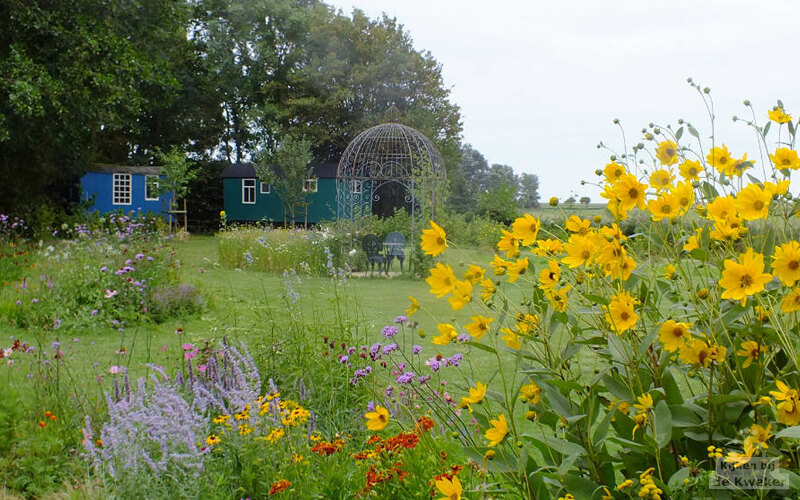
[605,291,639,334]
[519,380,542,404]
[611,174,647,212]
[533,238,564,257]
[656,140,679,166]
[213,414,231,424]
[718,249,772,306]
[406,296,419,316]
[485,413,508,447]
[465,315,493,340]
[736,340,767,369]
[755,305,771,322]
[604,255,636,281]
[671,181,695,215]
[604,162,627,184]
[562,233,596,268]
[663,263,676,280]
[707,144,734,176]
[772,241,800,286]
[420,220,447,256]
[538,259,561,289]
[545,285,571,312]
[770,147,800,171]
[683,228,702,252]
[633,393,654,413]
[724,451,751,468]
[490,254,511,276]
[658,320,691,352]
[497,229,521,258]
[565,215,591,235]
[364,405,390,431]
[781,288,800,313]
[458,381,487,412]
[506,257,529,283]
[433,323,459,345]
[770,381,800,426]
[679,338,726,368]
[707,195,737,222]
[266,427,285,443]
[679,160,704,181]
[511,214,541,246]
[447,279,473,310]
[206,434,221,446]
[735,183,771,220]
[768,107,792,124]
[730,154,754,177]
[515,312,539,334]
[463,264,486,284]
[435,475,462,500]
[647,192,679,221]
[426,263,457,297]
[710,217,747,241]
[764,179,791,197]
[600,183,628,220]
[500,328,521,349]
[649,168,674,190]
[479,278,495,302]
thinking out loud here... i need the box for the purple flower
[53,319,61,329]
[418,375,431,384]
[385,385,394,397]
[426,357,441,372]
[147,256,154,261]
[366,401,376,412]
[457,333,470,343]
[15,300,21,306]
[347,346,356,355]
[446,353,463,367]
[396,372,415,384]
[91,309,98,316]
[412,345,422,355]
[394,315,407,324]
[135,253,145,260]
[382,326,399,338]
[349,366,372,385]
[369,343,382,361]
[100,266,108,272]
[339,354,349,364]
[52,341,61,350]
[31,298,38,304]
[382,343,398,355]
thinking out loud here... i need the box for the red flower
[416,416,434,433]
[268,479,291,495]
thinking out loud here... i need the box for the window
[260,182,270,194]
[145,175,159,200]
[303,179,318,193]
[242,179,256,204]
[350,180,362,194]
[113,173,131,205]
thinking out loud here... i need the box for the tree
[580,196,591,205]
[448,144,489,213]
[518,173,540,208]
[477,183,518,224]
[255,136,314,227]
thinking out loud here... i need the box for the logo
[711,457,789,490]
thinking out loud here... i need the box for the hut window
[260,182,270,194]
[145,175,159,200]
[303,179,318,193]
[242,179,256,204]
[113,173,132,205]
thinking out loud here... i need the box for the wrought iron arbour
[336,122,446,268]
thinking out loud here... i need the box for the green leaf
[465,341,496,355]
[592,407,615,447]
[688,124,700,138]
[602,374,633,401]
[562,473,598,499]
[789,120,796,137]
[746,173,761,185]
[584,294,609,306]
[700,181,718,200]
[763,121,772,137]
[776,426,800,439]
[675,127,683,141]
[662,368,684,405]
[655,400,673,448]
[522,433,585,457]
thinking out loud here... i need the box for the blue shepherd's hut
[80,165,171,217]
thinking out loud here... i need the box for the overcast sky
[326,0,799,200]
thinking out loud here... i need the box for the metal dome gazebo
[336,121,446,271]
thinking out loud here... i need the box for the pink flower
[109,365,122,374]
[181,343,194,350]
[160,344,168,352]
[197,364,207,372]
[104,289,118,299]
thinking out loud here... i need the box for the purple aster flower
[339,354,349,364]
[426,356,442,372]
[135,253,145,260]
[100,266,108,272]
[396,372,415,384]
[457,333,470,343]
[412,345,422,355]
[369,343,382,360]
[394,315,407,324]
[31,298,38,304]
[52,341,60,350]
[446,353,463,367]
[382,326,399,338]
[366,401,376,412]
[91,309,98,316]
[382,343,398,355]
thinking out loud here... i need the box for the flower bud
[484,450,496,460]
[595,169,603,176]
[593,215,602,224]
[549,197,559,207]
[743,99,751,106]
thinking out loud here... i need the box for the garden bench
[361,234,387,276]
[384,232,406,273]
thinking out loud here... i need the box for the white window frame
[260,182,270,194]
[144,175,159,201]
[303,179,318,193]
[242,178,256,204]
[112,173,132,205]
[350,180,362,194]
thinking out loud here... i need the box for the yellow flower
[611,174,647,212]
[735,183,771,220]
[604,255,636,281]
[464,264,486,284]
[447,279,472,310]
[707,144,734,176]
[459,381,487,412]
[562,233,596,268]
[743,423,773,456]
[679,160,704,181]
[420,220,447,256]
[479,278,495,302]
[549,196,559,206]
[605,291,639,334]
[770,381,800,426]
[506,257,529,283]
[520,380,542,404]
[604,162,627,184]
[599,223,627,242]
[730,154,754,177]
[497,229,521,258]
[768,107,792,124]
[515,313,539,334]
[435,475,462,500]
[683,228,702,252]
[724,451,751,468]
[647,192,679,221]
[772,241,800,286]
[770,147,800,171]
[500,328,521,349]
[364,405,390,431]
[656,141,679,165]
[545,285,571,312]
[406,296,419,316]
[707,195,737,222]
[538,259,561,289]
[616,479,634,490]
[658,320,691,352]
[511,214,541,246]
[634,393,654,414]
[649,168,674,190]
[206,434,221,446]
[565,215,591,235]
[465,315,493,340]
[671,181,695,214]
[219,210,226,218]
[533,238,564,257]
[632,412,648,439]
[265,427,285,443]
[755,305,771,322]
[433,324,458,345]
[736,340,767,368]
[663,263,676,280]
[781,288,800,313]
[485,413,508,447]
[710,217,747,241]
[426,263,457,297]
[213,414,230,424]
[601,183,628,220]
[490,254,511,276]
[719,249,773,306]
[679,338,726,368]
[238,423,252,436]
